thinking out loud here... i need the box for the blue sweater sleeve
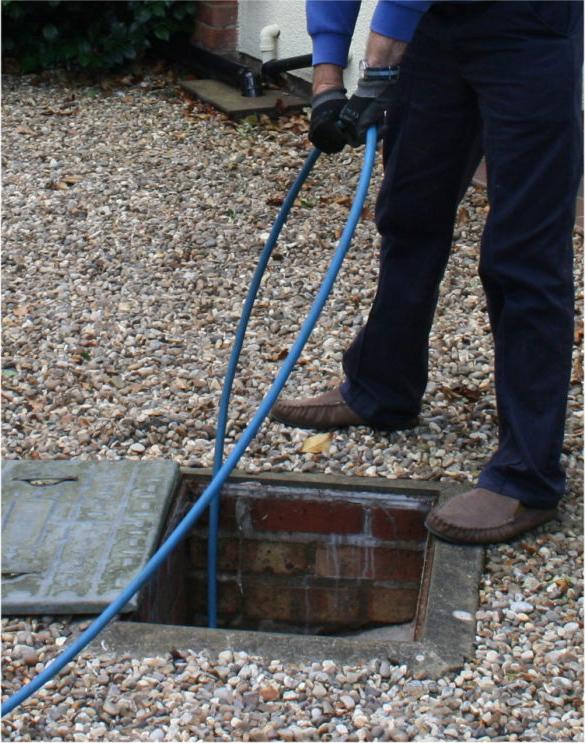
[306,1,361,67]
[307,1,433,67]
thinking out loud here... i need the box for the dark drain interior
[136,472,435,638]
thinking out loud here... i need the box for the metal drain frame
[96,469,484,678]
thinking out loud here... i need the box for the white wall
[238,0,377,92]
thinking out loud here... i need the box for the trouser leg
[342,18,482,426]
[461,1,583,507]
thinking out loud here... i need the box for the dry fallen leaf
[270,348,288,362]
[301,432,332,454]
[48,181,68,191]
[457,206,470,225]
[62,175,83,185]
[439,384,481,402]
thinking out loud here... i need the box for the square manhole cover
[1,460,180,614]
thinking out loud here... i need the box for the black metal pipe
[262,54,312,80]
[156,34,263,97]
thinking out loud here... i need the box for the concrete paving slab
[179,79,309,118]
[1,460,180,614]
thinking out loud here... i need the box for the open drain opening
[133,471,436,641]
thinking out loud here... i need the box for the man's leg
[342,18,483,428]
[472,1,583,508]
[272,14,483,431]
[426,1,582,543]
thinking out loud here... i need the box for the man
[270,1,583,544]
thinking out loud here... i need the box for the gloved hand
[309,88,348,154]
[339,78,398,147]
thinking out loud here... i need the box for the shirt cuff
[371,2,428,42]
[311,32,352,67]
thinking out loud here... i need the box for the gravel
[2,69,583,741]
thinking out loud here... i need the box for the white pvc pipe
[260,23,280,64]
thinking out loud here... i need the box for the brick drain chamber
[139,470,431,638]
[126,468,483,675]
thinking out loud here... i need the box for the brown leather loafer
[425,488,559,545]
[269,387,418,432]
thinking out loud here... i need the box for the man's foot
[425,488,559,545]
[269,386,418,432]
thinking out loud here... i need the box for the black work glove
[339,78,398,147]
[309,88,348,154]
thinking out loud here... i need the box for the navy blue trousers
[342,1,583,508]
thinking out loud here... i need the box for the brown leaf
[321,194,352,207]
[16,126,35,135]
[266,195,284,207]
[301,432,332,454]
[41,106,77,117]
[48,180,68,191]
[13,305,29,317]
[62,174,83,185]
[571,354,583,383]
[439,385,481,402]
[271,349,288,362]
[574,325,584,345]
[457,206,470,225]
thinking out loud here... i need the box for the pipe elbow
[259,23,280,53]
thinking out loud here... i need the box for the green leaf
[42,24,59,41]
[153,25,170,40]
[134,7,151,23]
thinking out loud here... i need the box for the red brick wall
[187,483,432,633]
[193,0,238,53]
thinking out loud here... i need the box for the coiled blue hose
[1,126,377,717]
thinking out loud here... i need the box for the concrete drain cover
[1,460,179,614]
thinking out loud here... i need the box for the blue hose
[208,147,321,627]
[1,126,377,717]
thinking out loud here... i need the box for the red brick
[251,498,363,535]
[305,585,362,625]
[189,537,240,571]
[373,548,424,582]
[198,1,238,28]
[189,575,242,621]
[190,538,207,568]
[371,507,428,542]
[218,579,241,617]
[315,545,364,579]
[244,579,294,622]
[192,495,238,530]
[244,541,309,575]
[366,586,419,624]
[194,23,237,52]
[315,545,425,582]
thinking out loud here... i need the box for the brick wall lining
[186,485,432,633]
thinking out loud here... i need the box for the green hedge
[2,1,197,73]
